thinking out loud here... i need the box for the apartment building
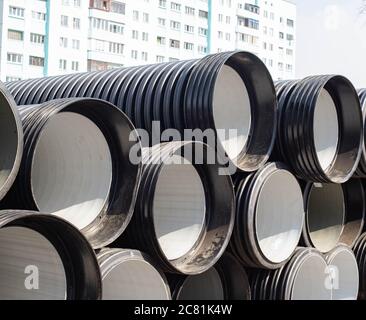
[0,0,296,81]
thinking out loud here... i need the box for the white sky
[296,0,366,87]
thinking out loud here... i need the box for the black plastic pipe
[6,51,277,173]
[273,76,363,183]
[355,89,366,177]
[1,98,142,249]
[114,141,235,275]
[353,233,366,300]
[0,210,101,300]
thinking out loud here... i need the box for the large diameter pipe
[274,76,363,183]
[325,245,359,300]
[0,82,23,201]
[355,89,366,177]
[1,98,142,249]
[302,179,365,253]
[6,51,277,173]
[97,249,171,300]
[353,233,366,299]
[0,210,101,300]
[250,248,331,300]
[231,162,304,269]
[114,141,235,275]
[169,253,251,300]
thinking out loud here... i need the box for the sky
[295,0,366,87]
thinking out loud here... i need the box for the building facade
[0,0,296,81]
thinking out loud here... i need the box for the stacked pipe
[1,50,366,300]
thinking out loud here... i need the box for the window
[185,6,195,15]
[73,18,80,29]
[159,0,167,9]
[61,15,69,27]
[170,39,180,49]
[7,53,23,64]
[226,16,231,24]
[132,30,139,39]
[95,40,105,51]
[156,55,165,63]
[198,46,207,54]
[238,17,259,30]
[244,3,259,14]
[157,36,166,45]
[111,1,125,14]
[6,76,21,82]
[286,64,293,72]
[110,23,124,34]
[90,17,109,31]
[62,0,69,5]
[90,0,109,10]
[270,12,275,20]
[141,52,148,61]
[158,18,166,26]
[142,32,149,41]
[60,37,68,48]
[237,33,259,45]
[218,31,223,39]
[279,32,284,39]
[72,39,80,49]
[8,30,23,41]
[184,25,194,33]
[9,6,24,18]
[199,10,208,19]
[170,21,181,31]
[198,27,207,36]
[226,33,231,41]
[32,11,46,20]
[30,33,45,44]
[131,50,138,59]
[133,11,139,21]
[286,49,293,56]
[74,0,81,7]
[184,42,194,50]
[171,2,181,12]
[169,57,179,62]
[59,59,67,70]
[29,56,44,67]
[287,34,294,41]
[218,14,223,22]
[287,19,294,28]
[278,62,284,71]
[109,42,124,54]
[143,13,149,23]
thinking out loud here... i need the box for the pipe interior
[328,249,359,300]
[255,170,304,263]
[153,155,206,261]
[212,64,251,160]
[307,184,345,253]
[31,112,113,230]
[0,226,67,300]
[313,88,339,171]
[0,93,19,192]
[177,267,224,300]
[102,259,170,300]
[291,253,331,300]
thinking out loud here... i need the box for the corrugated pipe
[0,98,142,249]
[97,248,171,300]
[353,233,366,300]
[114,141,235,275]
[6,51,277,172]
[0,210,101,300]
[230,162,304,269]
[355,89,366,177]
[273,76,363,183]
[0,82,23,201]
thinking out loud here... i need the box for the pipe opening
[313,89,339,171]
[255,169,304,263]
[213,65,251,160]
[153,155,206,261]
[31,112,113,230]
[291,253,331,300]
[306,184,345,253]
[326,247,359,300]
[0,91,21,200]
[177,267,224,300]
[0,226,67,300]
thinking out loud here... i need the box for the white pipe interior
[153,155,206,261]
[0,95,19,191]
[102,259,170,300]
[313,88,339,170]
[328,249,359,300]
[255,170,304,263]
[212,64,251,160]
[291,253,332,300]
[177,267,224,300]
[31,112,113,230]
[307,184,345,253]
[0,226,67,300]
